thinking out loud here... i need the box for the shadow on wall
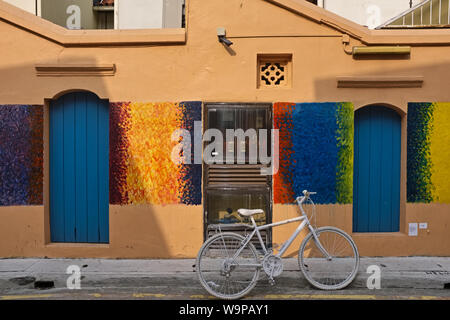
[312,59,450,105]
[313,60,450,205]
[0,57,189,258]
[108,101,202,257]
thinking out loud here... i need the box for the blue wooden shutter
[353,105,401,232]
[50,92,109,243]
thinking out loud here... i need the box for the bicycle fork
[308,225,332,260]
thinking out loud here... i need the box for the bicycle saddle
[237,209,264,217]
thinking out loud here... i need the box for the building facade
[0,0,449,258]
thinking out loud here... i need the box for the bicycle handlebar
[295,190,317,204]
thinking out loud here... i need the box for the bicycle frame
[198,191,360,298]
[227,195,332,266]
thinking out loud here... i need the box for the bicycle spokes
[299,227,359,290]
[196,233,260,299]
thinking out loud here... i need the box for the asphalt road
[1,257,449,300]
[1,270,449,300]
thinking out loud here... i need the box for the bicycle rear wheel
[196,232,260,299]
[299,227,359,290]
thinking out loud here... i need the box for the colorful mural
[273,102,353,204]
[110,101,202,205]
[407,102,450,203]
[0,105,43,206]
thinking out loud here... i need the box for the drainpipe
[342,34,411,56]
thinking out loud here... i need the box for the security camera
[219,36,233,46]
[217,27,233,47]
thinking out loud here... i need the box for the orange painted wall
[0,0,449,258]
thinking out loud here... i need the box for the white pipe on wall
[114,0,119,29]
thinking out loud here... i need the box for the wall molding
[35,64,116,77]
[337,76,424,88]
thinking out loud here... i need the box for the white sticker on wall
[419,223,428,229]
[409,223,418,236]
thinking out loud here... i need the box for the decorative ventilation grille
[260,62,286,86]
[258,54,292,88]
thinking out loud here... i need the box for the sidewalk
[0,257,449,299]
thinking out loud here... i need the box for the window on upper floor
[4,0,185,30]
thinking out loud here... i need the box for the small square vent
[257,54,292,88]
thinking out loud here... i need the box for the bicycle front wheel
[196,232,260,300]
[299,227,359,290]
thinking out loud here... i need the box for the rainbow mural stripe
[0,105,43,206]
[274,102,353,204]
[110,101,202,205]
[407,102,450,203]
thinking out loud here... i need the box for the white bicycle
[196,190,360,299]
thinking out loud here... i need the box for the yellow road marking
[265,294,450,300]
[264,294,377,300]
[1,294,54,300]
[1,292,448,300]
[190,294,215,299]
[133,293,166,298]
[417,296,442,300]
